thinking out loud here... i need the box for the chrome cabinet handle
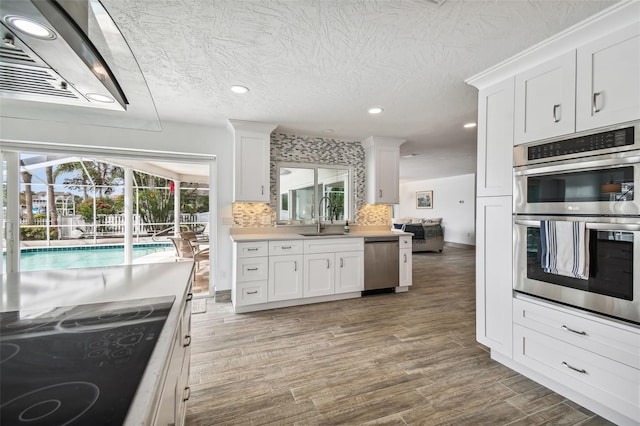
[592,92,601,113]
[562,361,587,374]
[183,386,191,401]
[561,325,587,336]
[186,293,193,302]
[183,335,191,347]
[340,258,344,268]
[261,185,264,195]
[247,248,259,251]
[326,259,330,269]
[379,189,382,198]
[247,267,258,271]
[553,104,560,123]
[281,246,291,249]
[403,253,407,263]
[294,261,297,271]
[247,290,258,295]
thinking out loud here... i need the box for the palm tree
[46,166,58,236]
[54,161,90,201]
[54,160,123,199]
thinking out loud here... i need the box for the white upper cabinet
[361,136,405,204]
[576,23,640,132]
[477,77,515,197]
[230,120,277,202]
[514,51,576,145]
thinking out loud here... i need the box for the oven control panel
[527,126,634,160]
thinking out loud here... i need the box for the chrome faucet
[317,196,334,233]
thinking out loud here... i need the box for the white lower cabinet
[399,236,412,287]
[153,289,192,426]
[304,253,335,297]
[513,297,640,424]
[335,250,364,294]
[232,242,269,307]
[232,236,380,311]
[268,240,304,301]
[269,254,303,301]
[303,238,364,297]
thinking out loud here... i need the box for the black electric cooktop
[0,296,174,426]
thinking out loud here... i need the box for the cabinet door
[234,135,270,202]
[374,146,400,204]
[514,51,576,144]
[477,77,514,197]
[335,250,364,293]
[304,253,335,297]
[576,23,640,131]
[476,196,513,359]
[399,248,412,287]
[268,255,303,301]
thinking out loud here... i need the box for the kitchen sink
[298,233,346,237]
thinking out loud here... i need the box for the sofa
[392,217,444,253]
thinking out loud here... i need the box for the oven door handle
[514,155,640,177]
[514,220,640,231]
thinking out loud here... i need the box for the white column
[4,151,20,273]
[209,160,216,297]
[124,167,133,264]
[173,180,181,236]
[0,151,4,273]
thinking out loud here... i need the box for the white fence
[20,213,208,239]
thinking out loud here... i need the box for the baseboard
[444,241,475,249]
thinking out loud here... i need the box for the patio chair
[179,230,197,241]
[169,236,209,271]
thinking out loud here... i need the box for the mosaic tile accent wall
[232,202,273,228]
[269,133,365,216]
[233,133,392,227]
[357,204,392,226]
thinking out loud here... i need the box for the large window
[277,163,352,224]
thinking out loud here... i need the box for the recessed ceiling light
[86,93,115,103]
[402,154,419,158]
[230,85,249,94]
[464,122,477,128]
[368,107,383,115]
[6,16,56,40]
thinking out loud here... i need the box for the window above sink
[276,162,353,225]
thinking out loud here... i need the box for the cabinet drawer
[304,237,364,254]
[236,257,268,282]
[236,242,268,258]
[399,236,412,248]
[514,297,640,369]
[514,324,640,421]
[235,281,268,306]
[269,240,303,255]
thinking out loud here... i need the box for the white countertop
[1,261,195,425]
[230,230,411,242]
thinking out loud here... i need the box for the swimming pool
[2,244,173,272]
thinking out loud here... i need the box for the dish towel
[540,221,590,280]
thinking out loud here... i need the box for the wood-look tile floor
[186,246,613,425]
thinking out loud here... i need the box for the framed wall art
[416,190,433,209]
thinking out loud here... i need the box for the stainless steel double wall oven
[513,122,640,324]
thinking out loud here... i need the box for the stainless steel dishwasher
[364,236,399,290]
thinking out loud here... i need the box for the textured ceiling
[19,1,625,181]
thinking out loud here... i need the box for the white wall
[398,174,476,246]
[0,116,235,291]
